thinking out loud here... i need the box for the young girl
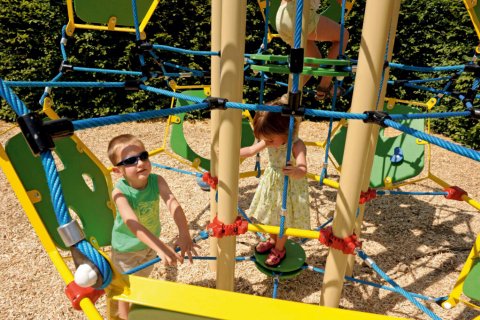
[240,110,310,267]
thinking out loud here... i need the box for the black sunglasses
[116,151,149,166]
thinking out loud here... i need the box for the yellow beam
[114,275,402,319]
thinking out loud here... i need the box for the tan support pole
[320,0,394,307]
[345,0,401,277]
[208,0,221,272]
[216,0,247,291]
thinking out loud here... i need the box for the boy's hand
[156,244,183,266]
[175,233,200,264]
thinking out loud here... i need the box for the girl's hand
[175,233,200,264]
[282,161,307,180]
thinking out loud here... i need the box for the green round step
[254,239,306,279]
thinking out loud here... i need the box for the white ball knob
[74,264,98,287]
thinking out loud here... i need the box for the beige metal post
[320,0,394,307]
[215,0,247,291]
[345,0,401,277]
[208,0,221,272]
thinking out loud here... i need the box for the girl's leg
[308,16,349,90]
[275,235,288,252]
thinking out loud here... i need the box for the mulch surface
[0,118,478,319]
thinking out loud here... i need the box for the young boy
[107,134,198,319]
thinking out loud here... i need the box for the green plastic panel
[330,104,425,188]
[74,0,152,26]
[251,64,350,77]
[129,304,213,320]
[463,258,480,301]
[5,134,114,250]
[254,239,306,279]
[170,90,255,171]
[250,54,350,66]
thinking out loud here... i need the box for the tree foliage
[0,0,478,148]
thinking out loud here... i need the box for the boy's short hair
[107,134,145,165]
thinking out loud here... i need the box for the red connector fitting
[65,281,104,311]
[319,226,362,255]
[202,172,218,190]
[444,186,467,201]
[207,216,248,238]
[359,188,377,204]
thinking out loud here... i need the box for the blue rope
[384,118,480,161]
[0,79,29,116]
[305,265,438,302]
[41,152,112,288]
[152,163,203,177]
[6,81,126,88]
[272,277,280,299]
[152,44,219,57]
[73,102,208,131]
[356,250,441,320]
[388,62,465,72]
[279,116,296,239]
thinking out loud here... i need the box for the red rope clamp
[65,281,104,311]
[359,188,377,204]
[319,226,362,255]
[202,172,218,190]
[444,186,467,201]
[207,216,248,238]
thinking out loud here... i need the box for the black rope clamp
[124,79,143,91]
[363,111,391,128]
[133,40,153,54]
[464,64,480,77]
[59,61,73,73]
[204,96,228,110]
[17,112,74,156]
[471,108,480,119]
[462,88,477,108]
[288,48,304,74]
[281,91,304,117]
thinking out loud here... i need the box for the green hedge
[0,0,478,149]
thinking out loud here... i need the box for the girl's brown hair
[253,99,301,139]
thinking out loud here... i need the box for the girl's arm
[240,140,267,158]
[158,175,198,263]
[112,189,183,266]
[282,139,307,179]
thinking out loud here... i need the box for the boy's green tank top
[112,174,161,252]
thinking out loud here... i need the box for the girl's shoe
[315,83,345,100]
[255,240,275,254]
[265,248,286,267]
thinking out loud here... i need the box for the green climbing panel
[330,103,425,188]
[170,90,255,171]
[254,239,305,279]
[5,133,114,250]
[250,54,350,77]
[129,304,213,320]
[74,0,153,26]
[463,258,480,301]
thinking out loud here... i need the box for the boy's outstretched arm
[112,189,183,266]
[158,175,199,263]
